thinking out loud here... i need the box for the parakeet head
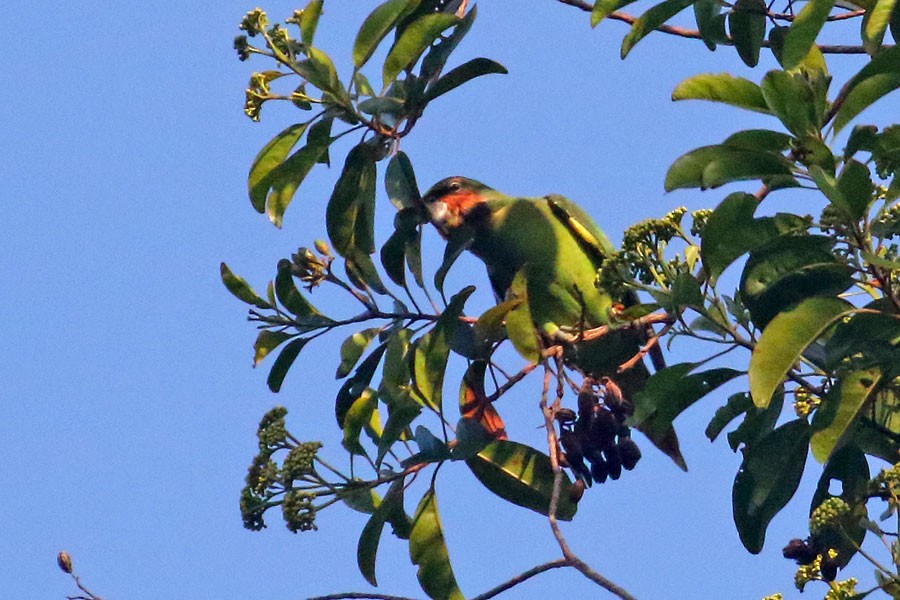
[421,176,493,236]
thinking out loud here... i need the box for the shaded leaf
[326,144,377,258]
[383,13,459,87]
[339,484,380,514]
[424,58,507,102]
[434,229,473,296]
[727,391,784,451]
[729,0,767,67]
[267,336,310,392]
[409,488,465,600]
[275,259,329,323]
[420,5,477,82]
[266,133,332,227]
[385,151,421,209]
[299,0,324,46]
[811,369,882,462]
[706,392,754,442]
[831,46,900,134]
[810,445,869,567]
[353,0,420,69]
[671,73,769,114]
[358,96,407,116]
[505,271,541,363]
[749,296,855,408]
[701,192,771,282]
[733,419,810,553]
[336,344,388,427]
[254,330,293,367]
[760,70,822,138]
[694,0,729,48]
[665,145,792,191]
[472,298,522,350]
[467,440,578,520]
[357,478,411,586]
[220,262,271,309]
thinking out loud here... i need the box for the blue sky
[3,2,892,599]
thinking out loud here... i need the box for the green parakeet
[421,176,684,470]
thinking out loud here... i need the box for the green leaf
[248,123,307,213]
[727,391,784,451]
[811,160,874,220]
[299,0,324,46]
[326,144,377,258]
[671,73,770,113]
[343,388,379,456]
[274,259,328,323]
[451,418,493,461]
[336,344,388,427]
[781,0,835,69]
[505,271,541,363]
[353,0,420,69]
[723,129,795,152]
[472,298,522,350]
[296,47,341,94]
[832,46,900,134]
[467,440,578,521]
[423,58,507,102]
[266,133,332,227]
[420,5,477,82]
[825,311,900,367]
[621,0,696,58]
[732,419,810,553]
[811,369,882,462]
[253,330,293,367]
[760,70,821,138]
[337,328,381,379]
[357,96,407,116]
[307,116,334,166]
[266,336,310,392]
[729,0,767,67]
[339,484,380,514]
[377,393,422,465]
[220,263,271,309]
[434,229,472,296]
[385,151,421,209]
[862,0,897,55]
[665,146,792,191]
[409,487,465,600]
[749,296,855,408]
[413,287,475,412]
[740,235,854,329]
[694,0,728,48]
[706,392,754,442]
[810,445,869,567]
[383,13,459,88]
[357,478,410,586]
[701,192,770,282]
[592,0,640,25]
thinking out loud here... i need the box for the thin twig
[554,0,891,54]
[307,594,417,600]
[470,558,570,600]
[487,362,539,403]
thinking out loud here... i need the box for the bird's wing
[544,195,615,265]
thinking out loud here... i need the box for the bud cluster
[809,497,851,535]
[557,378,641,489]
[290,243,331,289]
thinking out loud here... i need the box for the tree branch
[469,559,570,600]
[554,0,891,54]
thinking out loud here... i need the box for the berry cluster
[556,379,641,487]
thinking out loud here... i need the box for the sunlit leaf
[267,336,310,392]
[505,271,541,363]
[424,58,507,102]
[472,298,522,350]
[592,0,640,25]
[337,328,381,379]
[671,73,769,113]
[353,0,420,68]
[621,0,696,58]
[266,134,332,227]
[781,0,835,69]
[343,388,379,456]
[467,440,578,521]
[299,0,324,46]
[253,330,293,367]
[296,47,342,94]
[248,123,307,213]
[665,146,792,191]
[831,46,900,134]
[733,419,810,553]
[862,0,897,55]
[339,484,380,514]
[220,263,271,308]
[409,487,465,600]
[729,0,767,67]
[811,369,882,462]
[749,297,855,408]
[383,13,459,87]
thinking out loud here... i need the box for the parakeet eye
[448,181,462,192]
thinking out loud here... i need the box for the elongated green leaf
[357,478,410,586]
[274,259,328,323]
[385,152,421,209]
[467,440,578,521]
[413,287,475,412]
[335,344,387,427]
[701,192,771,282]
[383,14,459,87]
[621,0,696,58]
[723,129,794,152]
[472,299,521,349]
[825,311,900,367]
[358,96,406,116]
[353,0,419,68]
[327,144,377,258]
[343,388,378,456]
[409,488,465,600]
[727,392,784,451]
[376,393,422,465]
[337,328,381,379]
[749,297,855,408]
[420,5,477,82]
[248,123,307,213]
[296,47,341,94]
[694,0,728,48]
[729,0,767,66]
[862,0,896,55]
[760,70,822,138]
[665,146,791,191]
[220,263,271,308]
[781,0,835,69]
[266,134,332,227]
[811,369,882,462]
[740,235,854,329]
[299,0,324,46]
[706,392,754,442]
[434,229,472,295]
[267,336,310,392]
[733,419,810,553]
[832,46,900,134]
[672,73,769,113]
[505,271,541,363]
[254,330,293,367]
[424,58,507,102]
[592,0,640,25]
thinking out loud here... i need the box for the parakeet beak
[425,198,452,235]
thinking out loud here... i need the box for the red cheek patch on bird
[442,190,485,217]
